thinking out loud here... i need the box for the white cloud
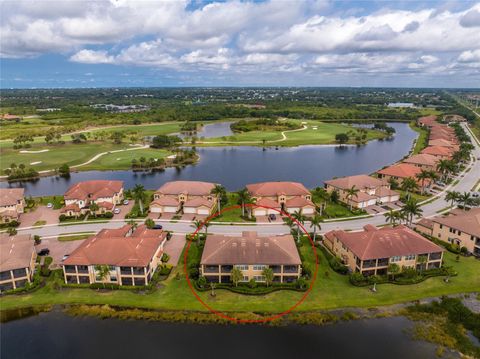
[70,50,114,64]
[458,49,480,62]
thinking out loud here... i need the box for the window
[253,265,266,271]
[241,276,249,282]
[404,254,416,261]
[110,276,117,282]
[253,275,265,282]
[235,265,248,271]
[390,256,402,262]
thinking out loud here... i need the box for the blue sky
[1,0,479,88]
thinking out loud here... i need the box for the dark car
[38,248,50,256]
[269,213,276,221]
[153,224,163,230]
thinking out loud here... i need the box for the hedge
[316,244,349,274]
[193,280,308,295]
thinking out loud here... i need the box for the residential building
[417,115,437,127]
[61,180,124,217]
[150,181,217,216]
[324,175,399,209]
[246,181,315,217]
[420,145,454,159]
[200,231,302,283]
[415,218,434,237]
[403,153,439,172]
[62,225,167,286]
[428,139,459,151]
[0,188,25,223]
[324,224,444,276]
[429,208,480,256]
[0,234,37,292]
[377,163,423,185]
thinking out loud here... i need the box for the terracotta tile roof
[96,201,114,210]
[325,225,443,260]
[403,153,439,167]
[64,180,123,201]
[375,187,399,197]
[0,234,34,272]
[0,188,24,207]
[348,191,377,203]
[418,115,437,127]
[247,181,310,197]
[201,231,301,265]
[285,197,315,207]
[377,163,422,179]
[61,203,81,213]
[151,197,180,207]
[0,210,19,219]
[416,218,434,230]
[155,181,217,196]
[324,175,386,190]
[63,225,166,267]
[183,197,215,208]
[421,146,454,157]
[428,139,459,149]
[431,208,480,238]
[255,197,282,208]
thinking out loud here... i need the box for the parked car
[47,203,53,208]
[153,224,163,230]
[38,248,50,256]
[114,208,121,214]
[123,200,129,205]
[269,214,276,221]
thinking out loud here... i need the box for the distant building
[36,108,61,112]
[387,102,415,108]
[0,234,37,292]
[324,175,399,209]
[1,113,21,121]
[0,188,25,223]
[200,231,301,283]
[324,225,444,276]
[246,181,315,217]
[62,225,167,286]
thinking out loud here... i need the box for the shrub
[197,276,207,288]
[59,214,67,221]
[249,278,257,288]
[104,212,114,219]
[161,253,170,263]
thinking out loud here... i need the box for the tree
[417,255,428,274]
[459,192,472,211]
[401,199,423,226]
[71,133,87,144]
[89,202,100,217]
[231,267,243,287]
[132,184,146,214]
[203,221,211,237]
[384,209,400,226]
[335,133,349,145]
[193,220,204,244]
[345,185,360,211]
[110,131,125,144]
[210,184,226,213]
[145,218,155,229]
[400,177,418,201]
[94,264,110,288]
[310,214,322,242]
[237,188,252,218]
[58,163,70,177]
[436,159,455,181]
[292,211,306,242]
[262,267,274,287]
[330,190,339,203]
[387,263,400,281]
[445,190,460,207]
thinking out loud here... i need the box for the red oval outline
[183,203,319,323]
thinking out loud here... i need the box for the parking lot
[19,206,61,228]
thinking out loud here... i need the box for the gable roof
[431,208,480,238]
[324,174,386,190]
[63,225,166,267]
[64,180,123,201]
[421,146,454,157]
[183,197,215,208]
[403,153,439,167]
[0,188,24,207]
[428,139,458,148]
[155,181,217,196]
[201,231,301,265]
[0,234,34,272]
[247,182,310,197]
[377,163,422,179]
[325,225,443,260]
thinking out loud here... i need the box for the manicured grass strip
[57,233,95,241]
[409,121,429,154]
[33,221,46,227]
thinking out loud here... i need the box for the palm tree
[193,220,203,244]
[284,216,295,234]
[203,221,211,237]
[230,267,243,287]
[417,255,428,274]
[416,169,431,195]
[402,199,423,226]
[400,177,418,201]
[436,159,454,181]
[387,263,400,281]
[89,202,100,218]
[237,188,251,218]
[459,192,472,211]
[292,211,306,242]
[384,209,399,226]
[94,264,110,288]
[262,267,274,287]
[345,185,360,211]
[445,190,460,207]
[132,184,146,214]
[210,184,226,213]
[310,214,322,242]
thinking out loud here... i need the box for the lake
[0,310,443,359]
[0,122,417,196]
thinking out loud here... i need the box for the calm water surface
[0,311,441,359]
[1,122,417,196]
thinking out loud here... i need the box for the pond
[0,310,444,359]
[0,122,417,196]
[178,121,234,139]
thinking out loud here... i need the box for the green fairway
[80,148,171,171]
[0,244,478,313]
[196,120,387,147]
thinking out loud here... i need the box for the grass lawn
[398,190,431,203]
[33,220,46,227]
[57,233,94,241]
[80,148,171,171]
[1,239,478,313]
[35,195,64,209]
[321,202,365,219]
[409,121,429,154]
[212,193,253,223]
[196,120,386,147]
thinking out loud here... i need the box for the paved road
[14,124,480,240]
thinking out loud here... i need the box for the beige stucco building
[0,188,25,223]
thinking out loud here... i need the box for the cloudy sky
[1,0,480,88]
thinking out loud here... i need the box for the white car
[114,208,121,214]
[47,203,53,208]
[123,200,129,205]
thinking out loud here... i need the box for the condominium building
[0,188,25,223]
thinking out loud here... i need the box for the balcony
[220,265,233,273]
[377,258,389,267]
[429,252,442,261]
[271,265,281,273]
[362,260,377,269]
[77,266,89,274]
[64,265,76,274]
[12,268,27,278]
[132,267,145,275]
[283,265,298,273]
[120,267,132,275]
[204,265,219,273]
[0,271,12,281]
